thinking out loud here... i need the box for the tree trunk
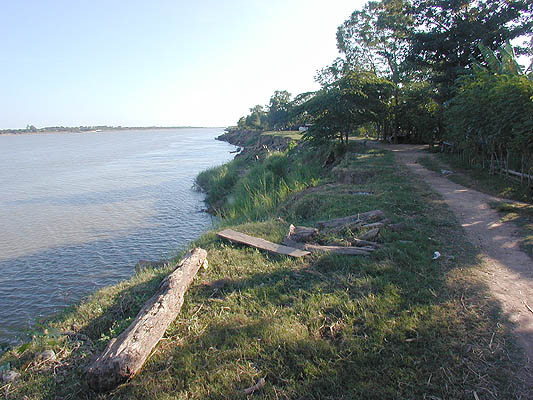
[87,248,208,392]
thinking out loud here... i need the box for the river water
[0,128,235,345]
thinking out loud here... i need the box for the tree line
[234,0,532,180]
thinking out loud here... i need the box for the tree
[335,0,415,142]
[396,82,440,143]
[444,71,533,171]
[336,0,414,85]
[302,72,394,144]
[409,0,533,101]
[245,105,267,130]
[473,40,533,80]
[267,90,292,130]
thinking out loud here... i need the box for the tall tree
[409,0,533,101]
[303,72,394,144]
[267,90,292,130]
[336,0,414,84]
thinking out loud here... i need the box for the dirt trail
[382,144,533,388]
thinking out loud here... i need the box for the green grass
[1,143,528,399]
[418,153,533,203]
[262,130,303,140]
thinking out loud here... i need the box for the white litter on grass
[432,251,441,260]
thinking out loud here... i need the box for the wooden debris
[361,222,384,230]
[350,238,381,247]
[217,229,310,257]
[282,238,373,255]
[316,210,384,231]
[287,224,318,243]
[87,248,208,392]
[243,377,266,395]
[359,228,380,241]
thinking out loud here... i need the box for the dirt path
[381,144,533,389]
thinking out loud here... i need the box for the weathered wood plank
[217,229,310,257]
[87,248,208,392]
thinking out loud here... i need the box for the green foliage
[302,72,395,144]
[444,71,533,161]
[267,90,292,130]
[474,41,532,80]
[396,82,440,143]
[409,0,533,101]
[336,0,414,83]
[197,150,322,222]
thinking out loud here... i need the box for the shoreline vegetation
[1,129,530,398]
[0,126,223,136]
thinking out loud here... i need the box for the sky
[0,1,366,129]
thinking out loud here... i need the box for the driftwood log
[87,248,208,392]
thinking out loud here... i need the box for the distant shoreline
[0,126,226,136]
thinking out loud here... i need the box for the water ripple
[0,128,235,345]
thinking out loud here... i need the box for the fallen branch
[243,378,266,395]
[283,237,373,255]
[349,238,382,248]
[316,210,384,231]
[359,228,380,241]
[87,248,208,392]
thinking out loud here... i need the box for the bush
[444,72,533,171]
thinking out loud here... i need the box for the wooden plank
[217,229,310,257]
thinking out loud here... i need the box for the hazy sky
[1,1,366,129]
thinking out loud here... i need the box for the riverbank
[1,130,529,398]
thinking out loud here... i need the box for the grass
[262,131,303,140]
[1,142,528,399]
[417,153,532,203]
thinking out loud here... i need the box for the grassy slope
[418,154,533,258]
[1,142,526,399]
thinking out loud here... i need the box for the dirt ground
[380,143,533,392]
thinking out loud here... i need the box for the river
[0,128,235,346]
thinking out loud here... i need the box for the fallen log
[217,229,310,257]
[87,248,208,392]
[360,222,384,230]
[350,238,381,247]
[316,210,384,231]
[286,224,318,243]
[359,228,380,241]
[282,237,373,255]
